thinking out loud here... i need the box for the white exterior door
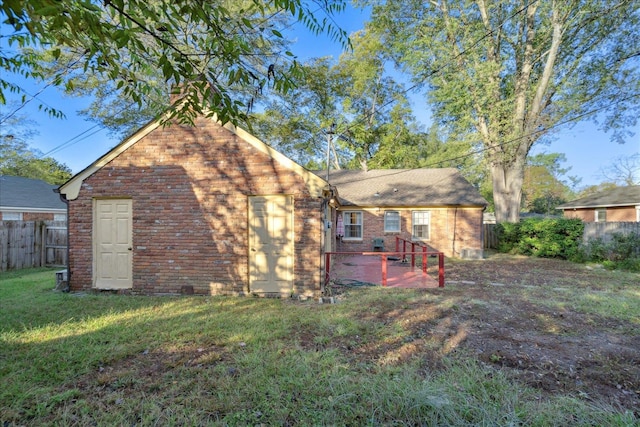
[94,199,133,289]
[248,196,293,294]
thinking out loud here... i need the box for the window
[384,211,400,232]
[53,213,67,221]
[343,211,363,240]
[636,206,640,222]
[412,211,430,240]
[2,212,22,221]
[595,209,606,222]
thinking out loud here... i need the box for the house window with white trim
[595,209,606,222]
[343,211,363,240]
[412,211,430,240]
[636,206,640,222]
[53,213,67,221]
[384,211,400,232]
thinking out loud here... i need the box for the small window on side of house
[412,211,430,240]
[636,205,640,222]
[384,211,400,232]
[53,213,67,222]
[343,211,363,240]
[2,212,23,221]
[595,209,606,222]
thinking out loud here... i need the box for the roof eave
[557,202,640,210]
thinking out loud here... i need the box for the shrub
[495,222,521,253]
[581,232,640,271]
[496,218,584,261]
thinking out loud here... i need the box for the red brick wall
[334,207,484,257]
[22,212,55,221]
[563,206,638,222]
[67,118,324,296]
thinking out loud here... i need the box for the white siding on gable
[2,212,23,220]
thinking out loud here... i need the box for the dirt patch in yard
[331,254,640,414]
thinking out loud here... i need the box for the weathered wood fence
[483,224,498,249]
[0,221,67,271]
[582,222,640,243]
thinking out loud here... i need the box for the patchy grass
[1,261,638,426]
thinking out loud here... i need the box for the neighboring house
[57,115,487,297]
[320,169,487,259]
[0,175,67,221]
[557,186,640,222]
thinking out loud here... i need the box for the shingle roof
[557,185,640,209]
[0,176,66,210]
[315,168,487,207]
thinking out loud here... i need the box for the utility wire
[421,93,640,169]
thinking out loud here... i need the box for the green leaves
[365,0,640,221]
[1,0,350,126]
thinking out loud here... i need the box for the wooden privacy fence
[582,222,640,243]
[483,224,498,249]
[0,221,67,271]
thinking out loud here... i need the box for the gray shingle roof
[315,168,487,207]
[557,185,640,209]
[0,176,66,210]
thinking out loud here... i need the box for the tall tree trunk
[492,158,525,223]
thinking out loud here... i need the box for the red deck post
[381,254,388,287]
[438,253,445,287]
[395,236,400,252]
[422,246,427,274]
[411,242,416,267]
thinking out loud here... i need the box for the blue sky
[2,5,638,187]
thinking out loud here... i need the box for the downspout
[452,205,459,257]
[54,188,70,292]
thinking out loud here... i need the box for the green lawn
[1,266,638,426]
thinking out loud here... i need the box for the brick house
[58,117,331,297]
[320,169,487,259]
[557,186,640,222]
[0,176,67,221]
[57,114,487,297]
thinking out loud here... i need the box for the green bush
[495,222,521,253]
[581,233,640,272]
[496,218,584,261]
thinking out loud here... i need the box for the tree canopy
[0,112,72,184]
[365,0,640,222]
[1,0,349,127]
[253,31,427,171]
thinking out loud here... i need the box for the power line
[41,124,105,157]
[421,93,640,169]
[332,0,541,138]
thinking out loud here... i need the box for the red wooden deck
[328,254,441,289]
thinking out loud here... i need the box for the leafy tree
[364,0,640,222]
[0,111,72,184]
[1,0,349,128]
[576,181,619,197]
[522,153,576,214]
[253,31,425,170]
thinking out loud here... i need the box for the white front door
[94,199,133,289]
[248,196,293,294]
